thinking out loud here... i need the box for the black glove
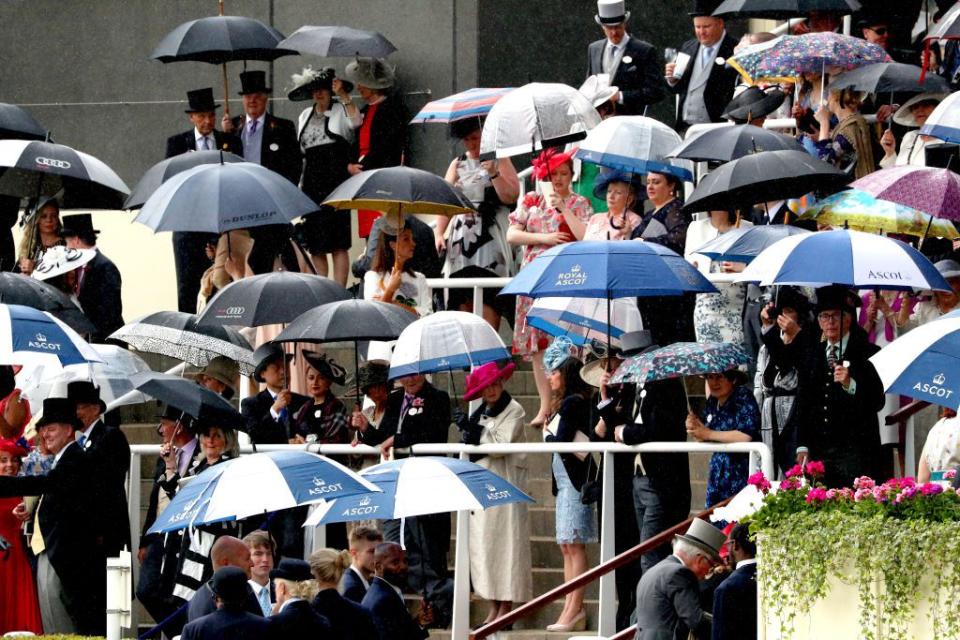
[452,408,469,430]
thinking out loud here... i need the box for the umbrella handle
[222,63,230,118]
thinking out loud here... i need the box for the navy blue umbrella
[689,224,813,264]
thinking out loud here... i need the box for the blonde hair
[309,547,352,585]
[274,577,319,600]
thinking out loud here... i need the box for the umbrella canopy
[0,303,102,368]
[479,83,601,159]
[148,450,381,534]
[728,33,889,85]
[928,2,960,39]
[712,0,860,19]
[0,272,96,335]
[850,166,960,220]
[0,103,46,141]
[134,162,319,234]
[0,139,129,209]
[304,456,534,526]
[683,150,849,214]
[869,309,960,411]
[828,62,950,95]
[919,91,960,145]
[109,311,255,375]
[610,342,751,385]
[197,272,351,327]
[689,224,813,264]
[575,116,692,182]
[323,166,474,218]
[277,25,396,58]
[500,240,716,299]
[388,311,510,379]
[275,299,416,344]
[410,88,513,124]
[123,150,245,209]
[799,189,960,237]
[151,15,295,64]
[736,229,952,291]
[132,371,244,428]
[669,124,805,163]
[527,297,643,347]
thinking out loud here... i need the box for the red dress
[0,495,43,634]
[356,102,382,239]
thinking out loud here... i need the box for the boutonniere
[269,120,277,129]
[411,398,424,408]
[269,143,279,151]
[622,55,632,64]
[715,57,726,66]
[221,143,229,150]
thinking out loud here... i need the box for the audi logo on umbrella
[217,306,246,317]
[35,156,71,170]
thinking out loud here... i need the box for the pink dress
[509,191,593,357]
[583,210,643,241]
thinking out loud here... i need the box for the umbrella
[669,124,805,163]
[0,103,46,141]
[610,342,752,385]
[132,371,244,427]
[0,303,102,368]
[828,62,950,95]
[574,116,692,182]
[682,150,849,214]
[527,297,644,347]
[109,311,255,375]
[277,25,396,58]
[148,450,381,534]
[123,149,245,210]
[134,161,319,234]
[478,83,601,159]
[303,456,533,527]
[410,87,513,124]
[712,0,860,19]
[728,33,889,85]
[323,166,474,219]
[736,229,952,291]
[0,139,129,209]
[798,189,960,238]
[689,224,813,264]
[387,311,510,379]
[928,1,960,39]
[920,92,960,146]
[197,272,351,327]
[869,309,960,411]
[849,166,960,220]
[0,272,96,335]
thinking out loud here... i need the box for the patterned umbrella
[728,33,890,84]
[850,166,960,220]
[799,189,960,238]
[410,88,513,124]
[919,92,960,145]
[610,342,751,385]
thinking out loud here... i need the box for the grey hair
[672,538,709,561]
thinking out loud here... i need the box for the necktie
[827,345,839,370]
[77,434,87,449]
[201,136,210,150]
[30,498,45,555]
[249,119,258,134]
[401,393,415,416]
[604,44,616,74]
[258,585,271,616]
[701,46,712,71]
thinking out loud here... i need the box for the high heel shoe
[546,608,586,632]
[529,412,548,429]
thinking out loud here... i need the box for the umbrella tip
[219,150,224,165]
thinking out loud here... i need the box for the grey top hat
[675,518,726,560]
[596,0,630,25]
[343,57,395,90]
[619,330,656,357]
[936,259,960,280]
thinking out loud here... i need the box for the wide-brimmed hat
[676,518,726,560]
[287,67,353,102]
[32,246,96,282]
[579,75,619,109]
[209,567,250,605]
[60,213,100,241]
[620,330,656,357]
[270,557,313,582]
[856,9,891,28]
[936,259,960,280]
[464,361,516,401]
[592,169,640,199]
[184,87,220,113]
[343,57,395,90]
[813,285,861,314]
[543,336,579,373]
[595,0,630,25]
[66,380,105,414]
[894,93,947,128]
[0,438,28,458]
[689,0,723,16]
[251,343,293,384]
[722,86,786,124]
[302,350,347,385]
[580,355,623,388]
[187,356,239,399]
[238,70,271,95]
[36,397,80,431]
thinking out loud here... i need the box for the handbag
[580,455,601,505]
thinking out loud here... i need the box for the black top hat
[158,404,197,431]
[36,397,80,431]
[620,330,656,357]
[689,0,723,16]
[67,380,106,414]
[60,213,100,241]
[302,350,347,386]
[856,9,891,28]
[269,557,313,582]
[209,566,250,605]
[251,343,293,384]
[185,88,220,113]
[722,86,787,124]
[238,70,272,95]
[813,285,861,314]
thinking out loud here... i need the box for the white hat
[32,246,97,282]
[893,93,948,128]
[579,74,619,108]
[596,0,630,25]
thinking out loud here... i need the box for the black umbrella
[109,311,255,375]
[669,124,804,163]
[197,272,352,327]
[829,62,951,95]
[0,272,96,335]
[683,150,849,214]
[712,0,860,19]
[277,26,397,57]
[123,149,245,209]
[131,371,244,428]
[0,104,46,141]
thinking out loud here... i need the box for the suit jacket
[269,598,331,636]
[165,129,243,159]
[241,389,310,444]
[353,94,407,169]
[747,202,793,226]
[544,395,596,492]
[82,418,132,557]
[340,565,369,603]
[360,383,450,450]
[77,250,123,343]
[587,36,665,115]
[635,555,711,640]
[188,582,264,622]
[313,587,378,640]
[180,608,272,640]
[361,577,429,640]
[670,34,740,128]
[711,562,757,640]
[231,112,302,183]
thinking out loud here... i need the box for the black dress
[298,105,354,253]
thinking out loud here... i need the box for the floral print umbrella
[799,189,960,238]
[728,33,890,85]
[850,166,960,221]
[610,341,751,386]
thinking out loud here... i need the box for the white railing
[124,440,772,639]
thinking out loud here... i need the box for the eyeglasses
[817,311,842,323]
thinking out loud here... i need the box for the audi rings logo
[217,306,245,318]
[35,156,71,170]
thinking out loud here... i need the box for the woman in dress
[583,171,643,241]
[0,439,43,635]
[363,224,432,317]
[918,410,960,483]
[686,370,761,507]
[879,93,946,168]
[507,148,593,427]
[456,361,531,623]
[436,117,519,279]
[349,362,392,470]
[17,198,63,275]
[290,67,361,285]
[631,171,690,255]
[861,290,911,450]
[814,89,877,178]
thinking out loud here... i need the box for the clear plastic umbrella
[919,92,960,145]
[575,115,692,182]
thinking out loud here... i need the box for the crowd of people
[1,0,960,638]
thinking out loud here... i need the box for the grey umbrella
[0,103,47,141]
[278,26,397,58]
[0,272,96,335]
[123,149,245,209]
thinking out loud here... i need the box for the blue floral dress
[703,384,760,507]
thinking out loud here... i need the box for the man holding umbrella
[241,343,309,445]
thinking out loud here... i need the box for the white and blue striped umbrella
[0,303,102,368]
[736,229,951,291]
[527,296,643,347]
[575,115,693,182]
[388,311,509,379]
[920,91,960,145]
[147,450,381,534]
[304,456,534,526]
[870,310,960,411]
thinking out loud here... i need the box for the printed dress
[703,385,761,507]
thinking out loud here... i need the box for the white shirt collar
[194,128,213,145]
[607,34,629,52]
[78,419,99,441]
[736,558,757,569]
[54,440,76,466]
[278,596,302,612]
[350,565,370,589]
[702,32,726,55]
[249,579,269,595]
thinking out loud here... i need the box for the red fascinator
[532,147,576,181]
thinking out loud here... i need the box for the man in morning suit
[222,70,302,275]
[166,87,243,314]
[635,518,724,639]
[180,567,271,640]
[268,558,332,635]
[665,0,740,132]
[241,343,309,445]
[586,0,664,116]
[362,542,432,640]
[0,398,105,635]
[61,213,123,342]
[711,522,757,640]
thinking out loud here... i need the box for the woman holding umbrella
[16,197,63,276]
[631,171,690,255]
[814,88,877,178]
[879,93,947,168]
[363,223,432,317]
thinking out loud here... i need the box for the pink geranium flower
[785,464,804,479]
[804,460,826,478]
[748,471,771,493]
[920,483,944,496]
[853,476,875,490]
[806,487,828,503]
